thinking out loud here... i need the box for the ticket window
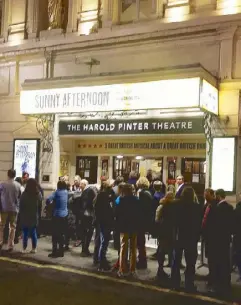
[76,156,98,184]
[181,158,206,202]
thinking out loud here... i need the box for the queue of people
[0,168,240,299]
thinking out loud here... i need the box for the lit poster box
[13,139,40,179]
[211,137,236,192]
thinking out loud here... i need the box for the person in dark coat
[175,176,185,199]
[136,177,153,269]
[94,180,115,270]
[78,179,96,256]
[234,199,241,281]
[116,183,141,277]
[201,188,217,287]
[19,178,42,253]
[208,189,234,297]
[171,187,202,292]
[156,191,175,281]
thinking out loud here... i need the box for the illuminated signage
[211,137,235,192]
[200,80,218,115]
[13,139,39,179]
[59,117,204,135]
[20,78,218,115]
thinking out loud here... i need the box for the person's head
[176,175,184,186]
[146,169,153,181]
[122,183,133,197]
[57,180,67,190]
[22,172,29,184]
[66,183,71,191]
[74,175,81,187]
[204,188,215,202]
[215,189,226,202]
[161,191,174,205]
[117,182,125,196]
[129,171,138,180]
[80,179,88,190]
[100,180,111,192]
[15,177,22,185]
[115,176,124,187]
[180,187,195,202]
[8,169,16,180]
[169,162,175,172]
[153,180,162,192]
[25,178,38,196]
[136,177,150,190]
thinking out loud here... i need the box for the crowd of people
[0,169,241,298]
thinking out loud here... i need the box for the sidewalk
[1,236,241,299]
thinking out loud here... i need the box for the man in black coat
[208,189,233,297]
[78,179,96,256]
[175,176,185,199]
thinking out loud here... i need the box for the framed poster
[211,137,236,192]
[13,139,40,180]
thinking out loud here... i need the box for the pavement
[0,260,230,305]
[0,236,241,304]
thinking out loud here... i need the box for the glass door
[76,156,98,184]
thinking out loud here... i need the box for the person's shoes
[98,263,111,272]
[117,271,125,278]
[30,249,37,254]
[7,247,14,253]
[58,251,64,258]
[48,252,59,258]
[156,271,170,281]
[21,249,28,254]
[136,261,147,270]
[74,240,82,247]
[129,271,138,279]
[150,252,158,260]
[80,251,91,257]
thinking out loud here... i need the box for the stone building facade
[0,0,240,201]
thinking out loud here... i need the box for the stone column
[66,0,78,33]
[1,0,10,41]
[112,0,121,25]
[102,0,112,28]
[51,114,60,189]
[135,0,140,21]
[155,0,164,18]
[205,141,211,189]
[27,0,39,38]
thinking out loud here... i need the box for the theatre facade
[17,70,238,201]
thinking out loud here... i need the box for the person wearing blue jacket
[46,181,68,258]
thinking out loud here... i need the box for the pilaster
[27,0,39,38]
[66,0,79,33]
[112,0,121,25]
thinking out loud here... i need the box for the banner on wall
[59,117,204,135]
[13,139,40,179]
[75,139,206,157]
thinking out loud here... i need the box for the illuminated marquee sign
[20,78,218,115]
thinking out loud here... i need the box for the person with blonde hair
[136,176,152,269]
[72,175,81,192]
